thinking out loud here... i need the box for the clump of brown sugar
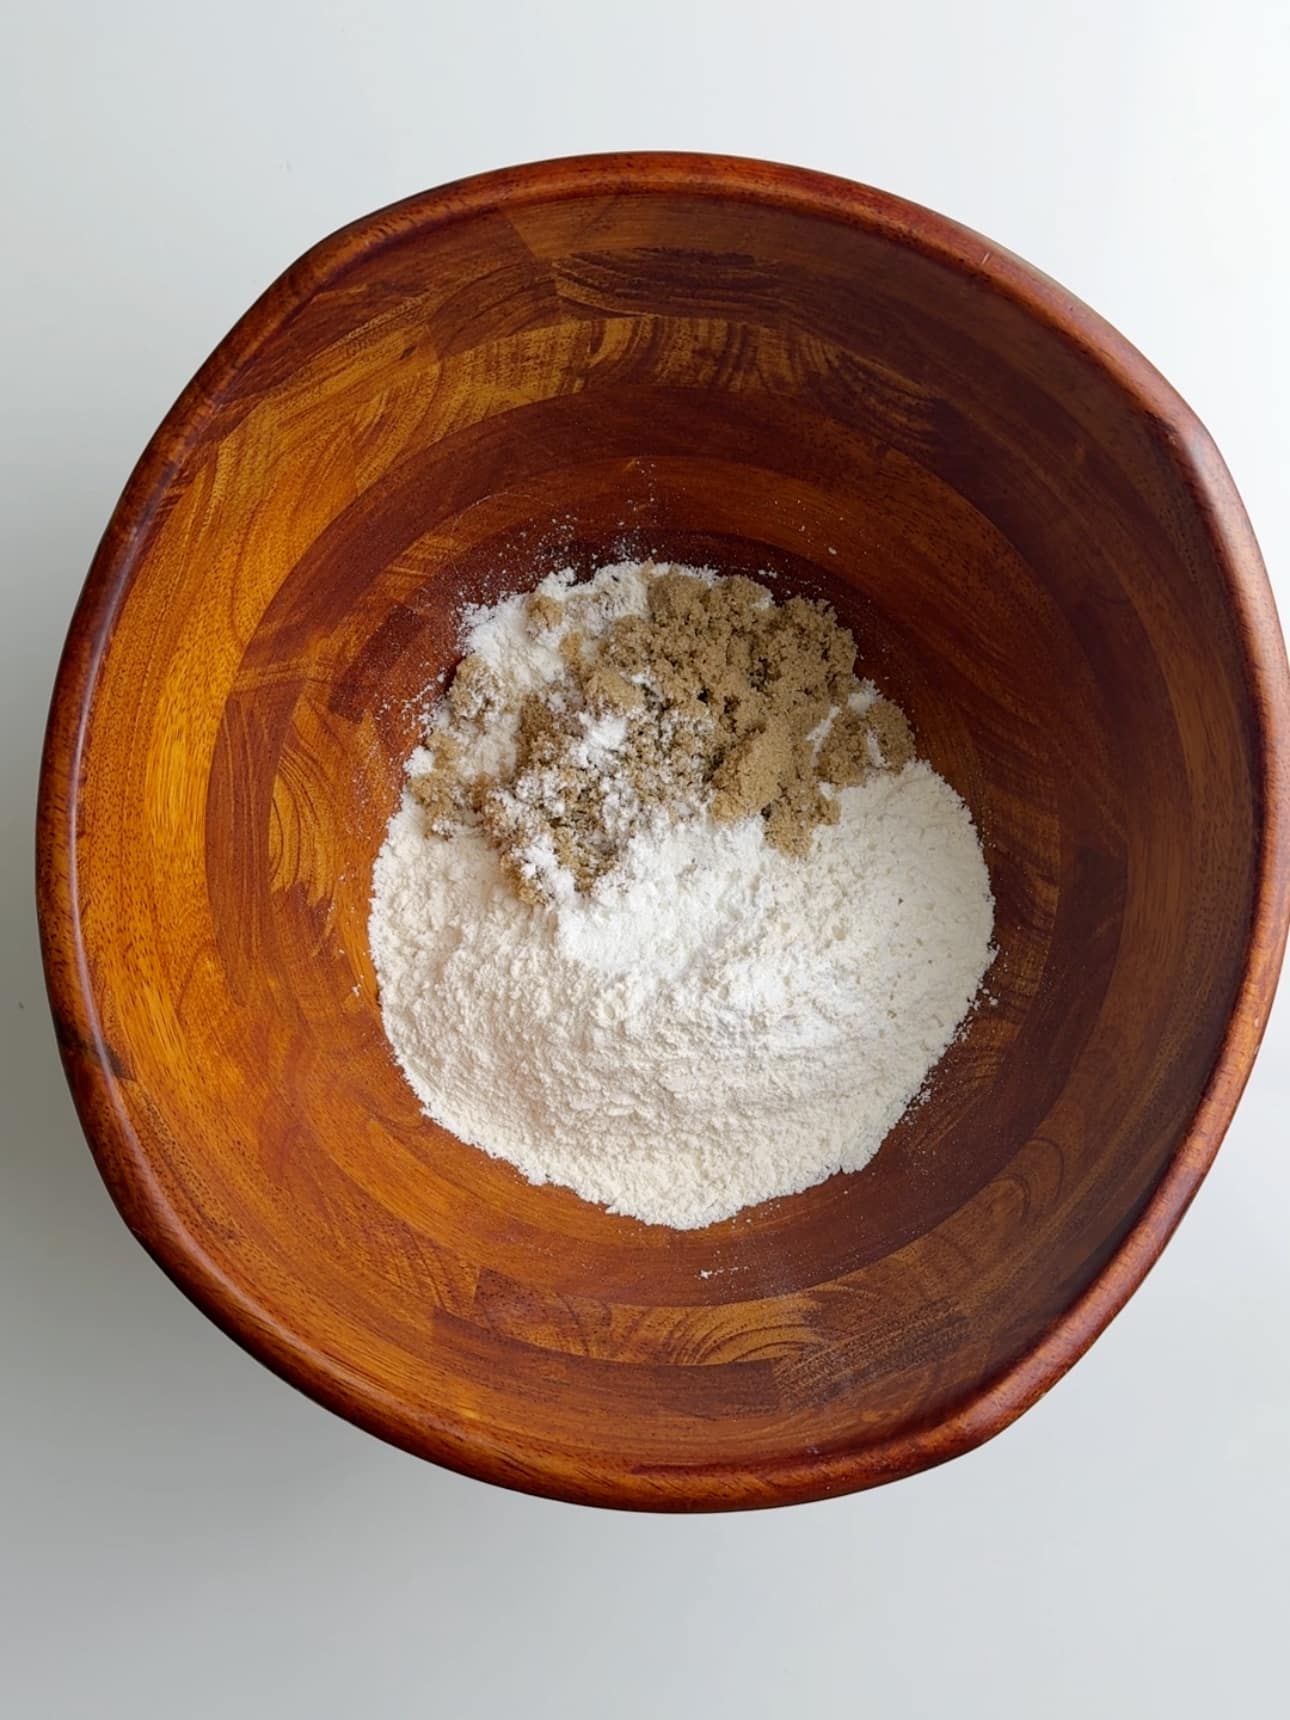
[409,565,920,903]
[816,696,914,786]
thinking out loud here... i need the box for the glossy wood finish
[39,155,1289,1509]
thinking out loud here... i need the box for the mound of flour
[369,565,995,1230]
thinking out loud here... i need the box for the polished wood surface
[38,155,1290,1509]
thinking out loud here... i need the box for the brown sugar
[525,591,564,633]
[445,653,497,723]
[816,709,871,787]
[865,697,916,771]
[710,718,793,824]
[409,566,920,903]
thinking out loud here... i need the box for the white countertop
[3,3,1287,1715]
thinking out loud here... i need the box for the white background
[3,3,1288,1715]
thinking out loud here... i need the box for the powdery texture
[408,561,912,903]
[371,755,995,1230]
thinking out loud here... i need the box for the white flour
[369,564,995,1229]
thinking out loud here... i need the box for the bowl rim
[37,151,1290,1510]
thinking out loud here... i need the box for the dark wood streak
[36,154,1290,1511]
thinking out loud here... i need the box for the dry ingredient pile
[370,560,994,1229]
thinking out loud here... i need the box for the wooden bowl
[39,155,1289,1510]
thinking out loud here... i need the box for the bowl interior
[47,161,1274,1507]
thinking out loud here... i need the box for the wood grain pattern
[37,154,1290,1509]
